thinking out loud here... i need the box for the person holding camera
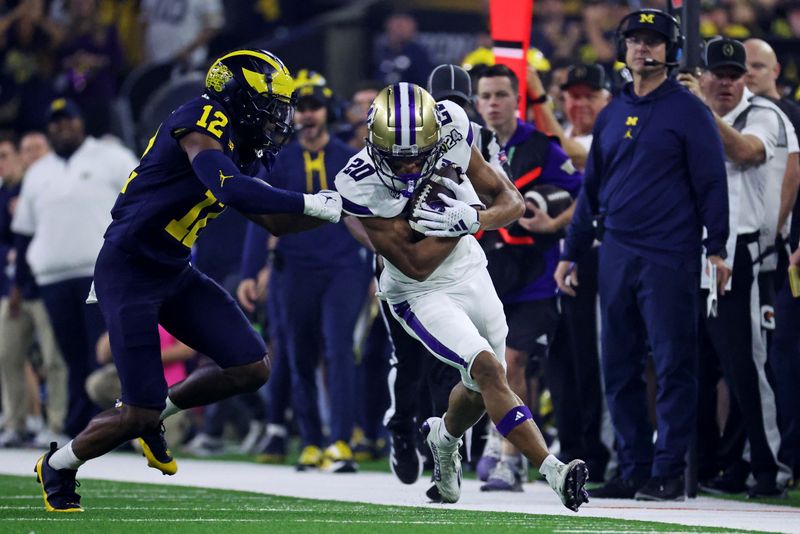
[555,9,730,501]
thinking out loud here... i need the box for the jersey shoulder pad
[437,100,472,141]
[333,149,407,219]
[437,101,473,171]
[168,96,233,149]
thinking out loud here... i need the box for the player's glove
[432,175,486,210]
[413,195,481,238]
[303,190,342,223]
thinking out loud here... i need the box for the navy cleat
[545,459,589,512]
[34,442,83,512]
[138,422,177,476]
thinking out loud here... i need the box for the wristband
[529,93,549,105]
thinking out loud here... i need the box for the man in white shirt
[11,98,137,437]
[743,36,800,486]
[679,37,793,497]
[140,0,224,68]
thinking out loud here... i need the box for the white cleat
[545,459,590,512]
[421,417,462,503]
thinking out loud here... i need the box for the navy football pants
[39,276,104,437]
[278,261,372,446]
[93,240,267,411]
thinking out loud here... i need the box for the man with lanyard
[238,80,372,473]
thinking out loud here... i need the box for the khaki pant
[86,363,189,446]
[0,297,68,434]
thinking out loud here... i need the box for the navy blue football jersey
[104,95,263,267]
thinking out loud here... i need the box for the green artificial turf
[0,474,753,533]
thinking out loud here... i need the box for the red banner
[490,0,534,117]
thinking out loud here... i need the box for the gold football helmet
[366,83,443,197]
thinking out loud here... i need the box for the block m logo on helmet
[204,48,296,156]
[639,13,655,24]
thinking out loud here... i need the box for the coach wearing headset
[555,9,730,501]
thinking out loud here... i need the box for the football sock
[160,398,182,420]
[439,415,461,445]
[48,441,84,470]
[539,454,561,481]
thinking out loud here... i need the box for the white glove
[303,190,342,223]
[413,194,481,237]
[431,174,486,209]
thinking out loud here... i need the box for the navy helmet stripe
[408,84,416,145]
[393,84,402,145]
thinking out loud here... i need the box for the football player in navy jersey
[34,49,342,512]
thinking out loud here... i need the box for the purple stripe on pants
[392,301,468,368]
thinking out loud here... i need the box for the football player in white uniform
[334,82,589,511]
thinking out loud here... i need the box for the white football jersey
[334,99,486,301]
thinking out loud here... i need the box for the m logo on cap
[51,98,67,112]
[639,13,655,23]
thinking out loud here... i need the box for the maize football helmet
[366,83,443,198]
[205,49,295,156]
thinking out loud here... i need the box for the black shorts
[504,297,558,364]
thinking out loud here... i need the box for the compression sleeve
[191,149,305,215]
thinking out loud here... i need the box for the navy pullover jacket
[562,78,729,271]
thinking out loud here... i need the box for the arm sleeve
[686,103,729,255]
[191,149,305,215]
[239,221,269,280]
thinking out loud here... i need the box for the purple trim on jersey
[466,123,474,146]
[392,301,468,368]
[496,405,533,437]
[408,83,416,145]
[341,196,374,216]
[393,84,402,145]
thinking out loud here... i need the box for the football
[523,184,572,218]
[407,173,457,240]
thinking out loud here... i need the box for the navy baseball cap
[46,98,83,122]
[561,64,608,91]
[704,37,746,73]
[621,10,675,43]
[427,64,472,104]
[295,84,333,107]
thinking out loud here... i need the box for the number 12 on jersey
[165,190,225,247]
[196,105,229,138]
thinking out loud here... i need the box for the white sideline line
[1,449,797,533]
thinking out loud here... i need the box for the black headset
[615,9,684,64]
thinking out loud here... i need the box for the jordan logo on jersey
[219,170,233,187]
